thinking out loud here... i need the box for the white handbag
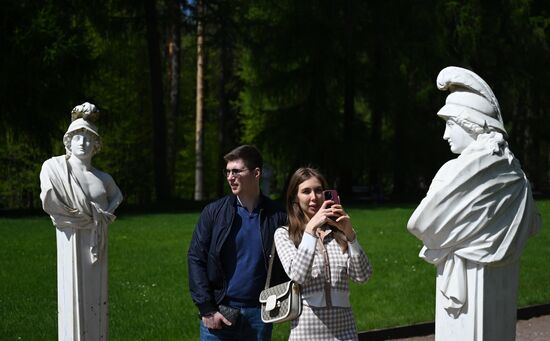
[259,241,302,323]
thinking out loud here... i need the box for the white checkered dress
[274,227,372,340]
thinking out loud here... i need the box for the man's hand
[201,311,232,329]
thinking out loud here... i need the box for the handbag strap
[265,236,277,290]
[265,226,287,290]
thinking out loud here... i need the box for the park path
[390,314,550,341]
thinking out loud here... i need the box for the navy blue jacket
[187,194,288,315]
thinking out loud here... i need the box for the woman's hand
[305,200,335,235]
[327,204,356,242]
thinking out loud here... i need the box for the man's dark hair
[224,145,263,170]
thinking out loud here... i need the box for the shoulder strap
[265,226,288,289]
[264,240,276,289]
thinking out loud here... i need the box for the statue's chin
[449,143,467,154]
[450,148,462,155]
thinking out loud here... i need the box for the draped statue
[40,102,123,340]
[407,67,541,341]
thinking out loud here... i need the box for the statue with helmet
[40,102,123,340]
[407,67,541,341]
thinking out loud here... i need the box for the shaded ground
[392,314,550,341]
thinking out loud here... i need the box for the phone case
[218,304,240,325]
[323,190,340,205]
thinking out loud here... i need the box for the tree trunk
[166,0,182,196]
[216,15,235,197]
[194,0,205,201]
[144,0,169,201]
[340,0,355,197]
[368,1,385,203]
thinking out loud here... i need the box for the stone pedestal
[435,260,519,341]
[56,227,108,340]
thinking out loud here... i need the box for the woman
[274,167,372,340]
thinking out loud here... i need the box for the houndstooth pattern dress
[274,227,372,340]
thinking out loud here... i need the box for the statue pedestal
[56,227,108,340]
[435,260,519,341]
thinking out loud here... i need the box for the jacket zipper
[259,208,270,271]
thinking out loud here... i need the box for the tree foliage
[1,0,549,209]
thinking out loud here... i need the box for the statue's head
[436,66,507,153]
[442,118,477,154]
[63,102,101,157]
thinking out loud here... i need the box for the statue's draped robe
[408,132,541,340]
[40,156,118,341]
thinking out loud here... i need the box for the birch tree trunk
[194,0,205,201]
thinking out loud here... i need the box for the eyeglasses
[223,168,249,178]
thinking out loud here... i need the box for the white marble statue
[407,66,541,341]
[40,102,123,340]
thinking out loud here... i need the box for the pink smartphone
[323,190,340,207]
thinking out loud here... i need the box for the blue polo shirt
[221,198,266,307]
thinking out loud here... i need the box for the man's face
[225,159,260,196]
[443,119,476,154]
[70,130,96,159]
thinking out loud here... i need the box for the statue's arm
[39,159,70,216]
[425,159,457,196]
[103,173,123,213]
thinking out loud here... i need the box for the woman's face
[296,176,324,219]
[443,119,476,154]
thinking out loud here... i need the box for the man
[188,145,288,340]
[407,66,541,341]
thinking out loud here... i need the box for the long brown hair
[286,167,348,252]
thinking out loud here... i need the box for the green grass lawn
[1,200,548,340]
